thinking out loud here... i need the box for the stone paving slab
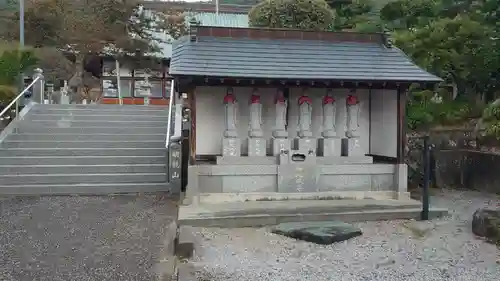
[0,194,179,281]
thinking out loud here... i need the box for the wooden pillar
[185,85,196,165]
[396,86,408,164]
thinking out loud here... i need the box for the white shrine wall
[369,89,398,158]
[194,86,397,158]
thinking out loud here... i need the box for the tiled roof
[170,35,442,82]
[152,12,249,58]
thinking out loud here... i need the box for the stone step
[24,120,167,128]
[0,172,166,185]
[0,182,173,195]
[0,155,165,165]
[1,140,165,149]
[29,108,170,116]
[26,113,169,121]
[33,104,168,111]
[0,164,166,175]
[5,133,166,142]
[179,199,449,227]
[15,126,167,134]
[0,148,166,157]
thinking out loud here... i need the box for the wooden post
[187,86,196,164]
[397,86,408,163]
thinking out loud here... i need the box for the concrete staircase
[0,104,171,195]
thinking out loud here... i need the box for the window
[134,79,163,98]
[102,78,132,97]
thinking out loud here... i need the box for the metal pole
[19,0,25,47]
[115,59,122,105]
[215,0,219,15]
[18,0,25,97]
[421,135,431,220]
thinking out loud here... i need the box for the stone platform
[178,197,448,227]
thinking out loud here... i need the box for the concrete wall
[194,86,398,157]
[192,164,397,193]
[412,129,500,194]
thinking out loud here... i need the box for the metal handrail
[0,76,40,118]
[165,79,175,148]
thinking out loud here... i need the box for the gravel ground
[0,195,179,281]
[183,189,500,281]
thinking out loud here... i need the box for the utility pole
[18,0,26,101]
[19,0,24,48]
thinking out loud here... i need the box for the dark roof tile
[170,36,442,83]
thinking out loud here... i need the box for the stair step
[0,182,174,195]
[0,148,166,157]
[31,104,169,114]
[29,108,170,116]
[5,134,166,141]
[2,140,165,149]
[26,113,169,121]
[15,126,167,134]
[24,120,167,128]
[0,156,166,165]
[0,173,167,185]
[0,164,166,175]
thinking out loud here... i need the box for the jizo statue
[273,89,288,138]
[345,93,360,138]
[248,88,263,138]
[322,90,337,138]
[223,87,238,138]
[297,93,313,138]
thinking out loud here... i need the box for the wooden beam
[396,86,408,164]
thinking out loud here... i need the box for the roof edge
[192,26,386,45]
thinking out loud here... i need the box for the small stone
[270,221,362,245]
[403,221,435,237]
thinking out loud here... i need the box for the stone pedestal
[248,138,266,157]
[346,138,364,157]
[272,138,291,156]
[60,94,70,105]
[319,138,342,157]
[222,138,241,157]
[294,138,317,155]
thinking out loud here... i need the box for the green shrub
[482,100,500,139]
[407,90,478,130]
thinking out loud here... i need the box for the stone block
[272,138,291,156]
[318,138,342,157]
[272,221,362,245]
[346,138,364,157]
[248,138,267,157]
[294,138,317,155]
[222,138,241,157]
[277,164,319,193]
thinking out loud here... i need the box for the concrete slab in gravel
[179,199,448,227]
[0,195,180,281]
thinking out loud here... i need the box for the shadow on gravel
[0,194,179,281]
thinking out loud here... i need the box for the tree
[248,0,335,31]
[0,47,38,102]
[331,0,379,31]
[0,0,188,100]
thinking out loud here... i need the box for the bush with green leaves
[481,100,500,139]
[406,90,478,130]
[248,0,335,31]
[0,49,38,102]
